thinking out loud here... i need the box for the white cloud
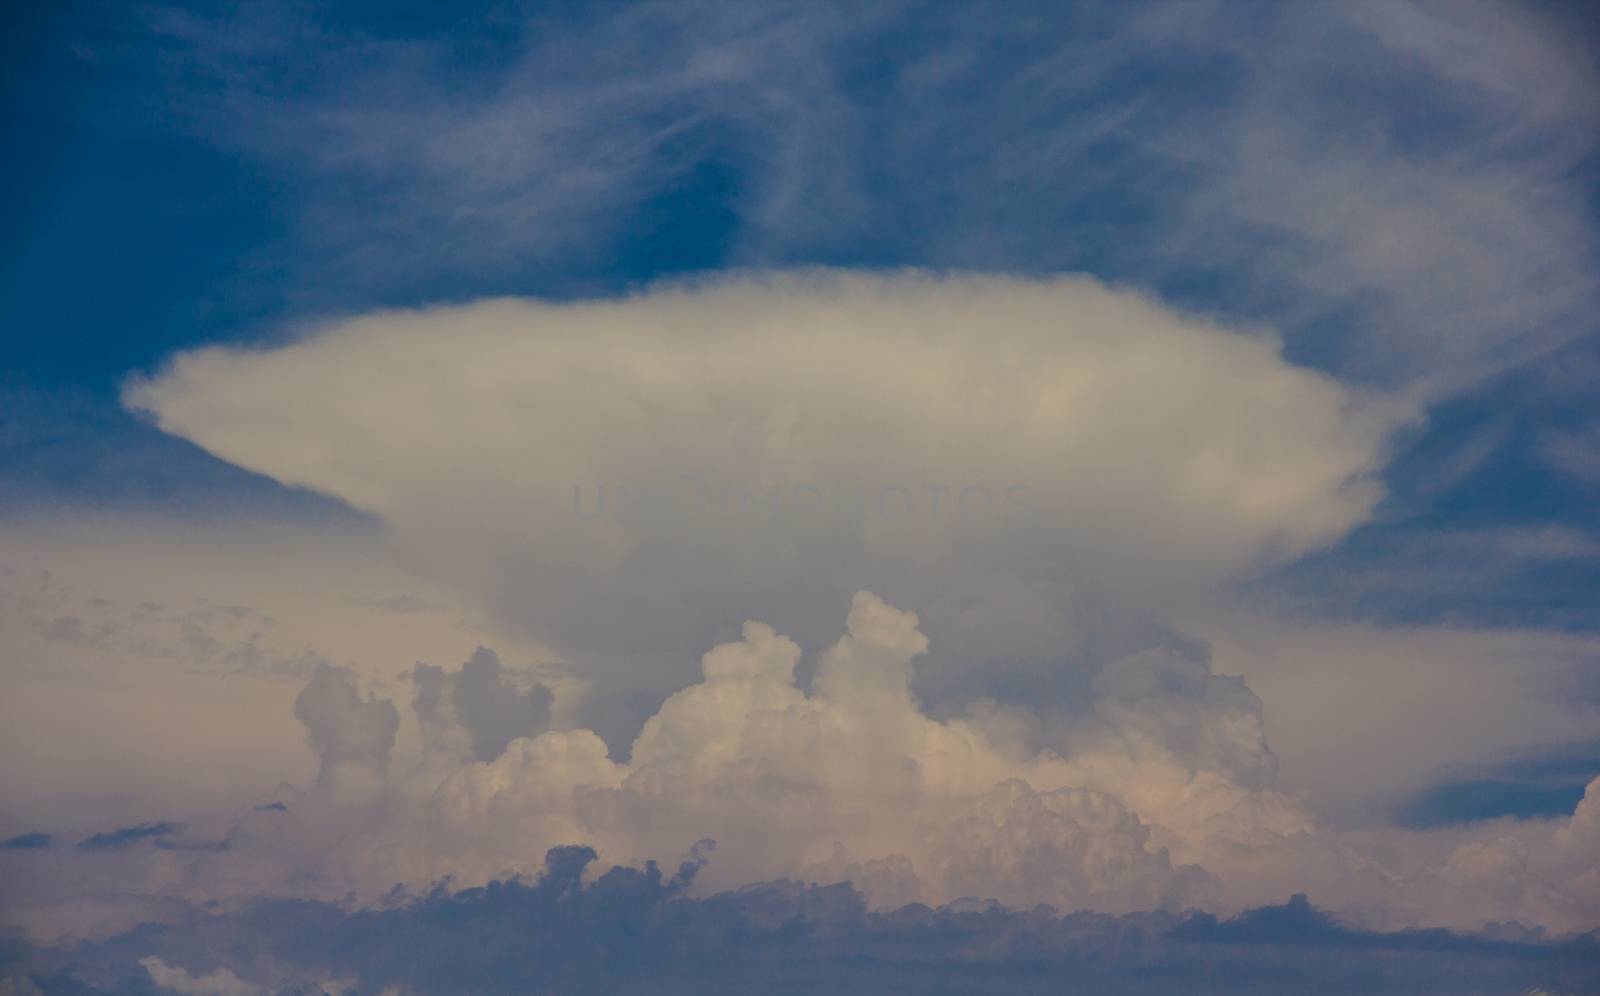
[124,272,1399,734]
[1192,610,1600,818]
[10,590,1597,939]
[0,517,575,843]
[141,958,264,996]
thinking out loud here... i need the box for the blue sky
[3,2,1600,991]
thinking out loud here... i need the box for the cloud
[0,515,582,836]
[293,664,399,777]
[7,590,1598,941]
[0,834,52,851]
[10,7,1598,983]
[378,596,1269,915]
[1192,612,1600,819]
[77,823,179,852]
[140,957,263,996]
[10,849,1597,996]
[1397,742,1600,827]
[1148,0,1600,391]
[135,2,1599,393]
[413,647,553,762]
[125,271,1400,744]
[1542,423,1600,484]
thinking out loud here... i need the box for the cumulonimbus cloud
[123,272,1403,740]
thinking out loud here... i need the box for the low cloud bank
[7,846,1596,995]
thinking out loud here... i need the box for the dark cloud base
[7,847,1596,995]
[75,823,179,853]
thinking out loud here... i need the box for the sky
[2,1,1600,993]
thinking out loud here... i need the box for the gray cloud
[77,822,179,852]
[293,664,399,775]
[413,647,554,762]
[8,847,1596,995]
